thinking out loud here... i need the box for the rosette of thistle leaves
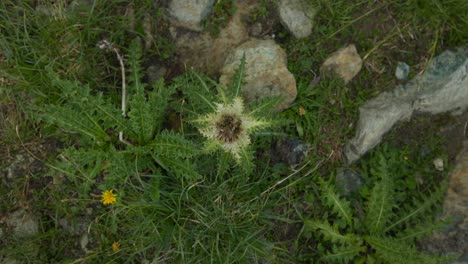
[179,55,281,174]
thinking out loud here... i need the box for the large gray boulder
[277,0,317,39]
[219,39,297,111]
[345,48,468,164]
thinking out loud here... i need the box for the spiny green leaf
[321,244,365,264]
[128,93,154,144]
[365,235,443,264]
[305,219,361,245]
[128,38,145,95]
[365,154,394,234]
[320,179,353,227]
[150,131,199,159]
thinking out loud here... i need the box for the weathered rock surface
[345,47,468,164]
[277,0,316,39]
[167,0,215,31]
[171,0,252,75]
[320,44,363,84]
[219,39,297,111]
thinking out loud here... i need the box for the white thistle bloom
[197,97,270,160]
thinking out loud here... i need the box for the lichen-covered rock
[220,39,297,111]
[345,47,468,164]
[277,0,317,39]
[168,0,215,31]
[320,44,363,84]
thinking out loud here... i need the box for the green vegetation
[1,0,466,263]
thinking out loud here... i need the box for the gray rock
[220,39,297,111]
[168,0,215,31]
[395,61,410,80]
[271,137,311,166]
[320,44,363,84]
[345,47,468,164]
[277,0,317,39]
[5,209,39,238]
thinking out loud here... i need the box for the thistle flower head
[196,97,270,160]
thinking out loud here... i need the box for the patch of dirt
[388,111,467,163]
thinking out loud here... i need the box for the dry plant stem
[97,40,132,145]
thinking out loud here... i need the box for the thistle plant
[181,55,279,173]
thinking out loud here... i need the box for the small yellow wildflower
[298,107,306,116]
[101,190,117,205]
[404,156,408,161]
[112,241,120,252]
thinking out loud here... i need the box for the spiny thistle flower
[101,190,117,205]
[112,241,120,252]
[196,97,270,160]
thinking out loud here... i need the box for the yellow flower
[112,241,120,252]
[298,107,306,116]
[101,190,117,205]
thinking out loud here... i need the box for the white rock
[220,39,297,111]
[433,158,444,171]
[320,44,363,84]
[168,0,215,31]
[278,0,317,39]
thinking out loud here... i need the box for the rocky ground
[1,0,467,262]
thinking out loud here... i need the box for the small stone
[249,22,263,37]
[271,137,310,166]
[335,168,363,197]
[80,233,89,250]
[320,44,363,84]
[168,0,216,31]
[395,61,410,80]
[433,157,444,171]
[277,0,317,39]
[220,39,297,111]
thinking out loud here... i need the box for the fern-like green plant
[34,39,198,189]
[303,149,451,264]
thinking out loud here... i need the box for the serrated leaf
[365,235,442,264]
[322,244,365,264]
[128,93,154,144]
[128,38,145,95]
[155,155,201,181]
[305,219,360,245]
[320,179,353,227]
[365,154,394,234]
[150,131,199,159]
